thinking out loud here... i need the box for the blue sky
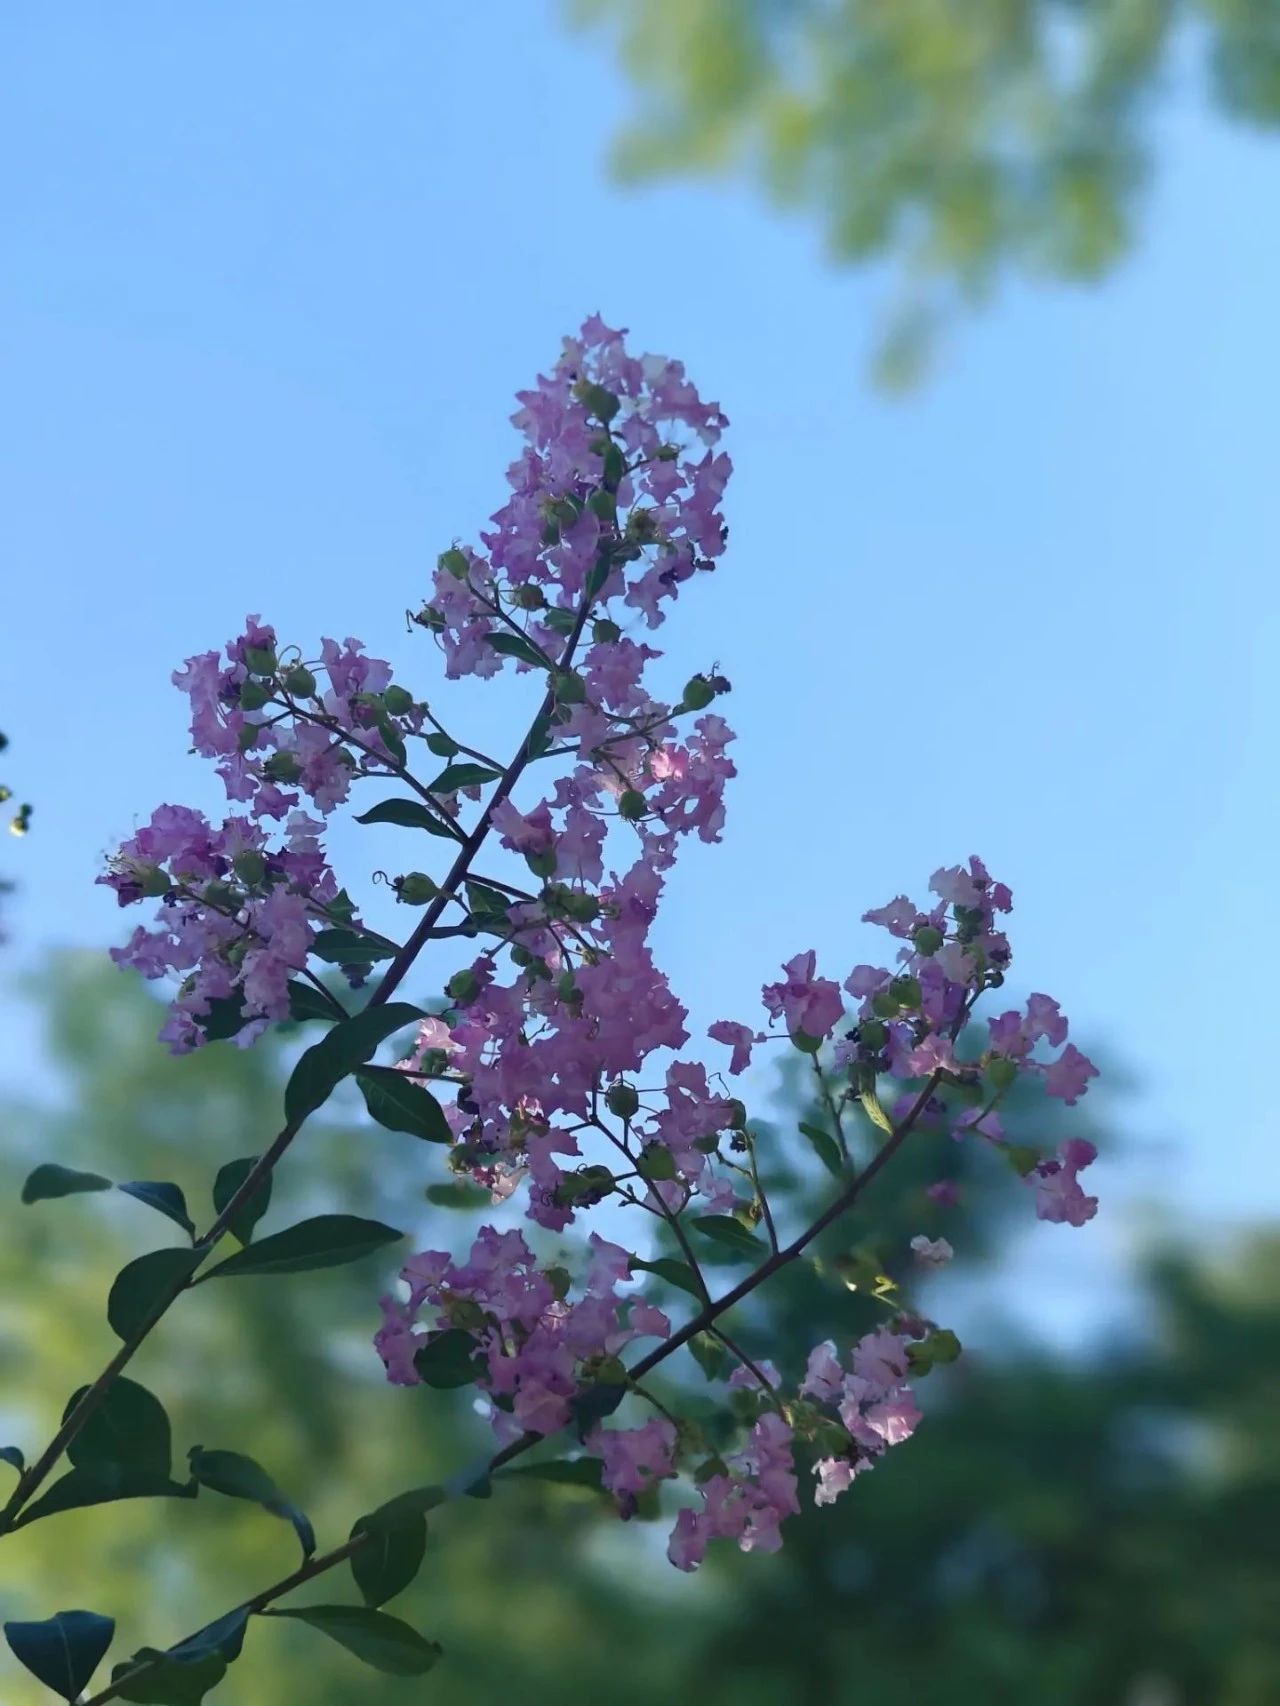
[1,3,1276,1301]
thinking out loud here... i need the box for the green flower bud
[243,646,277,677]
[510,583,546,610]
[238,678,271,711]
[605,1082,639,1121]
[233,850,266,887]
[395,872,439,905]
[283,665,317,698]
[987,1056,1019,1091]
[383,684,414,716]
[555,671,586,704]
[912,924,945,956]
[681,674,716,711]
[791,1028,823,1055]
[871,990,900,1019]
[263,751,301,782]
[618,788,646,822]
[592,618,622,644]
[526,847,557,879]
[655,443,680,462]
[237,723,260,753]
[446,967,480,1003]
[201,880,239,912]
[890,975,922,1009]
[438,547,470,580]
[573,379,620,423]
[859,1018,888,1050]
[637,1143,677,1182]
[726,1099,748,1130]
[544,1265,572,1303]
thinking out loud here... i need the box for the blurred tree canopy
[576,0,1280,377]
[2,959,1276,1701]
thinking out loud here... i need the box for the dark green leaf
[365,1485,446,1524]
[543,606,577,636]
[500,1457,605,1491]
[483,630,551,669]
[211,1157,272,1246]
[202,1215,403,1281]
[21,1163,111,1204]
[350,1502,428,1607]
[690,1215,765,1258]
[799,1121,845,1178]
[188,1447,314,1559]
[287,980,341,1022]
[356,1068,452,1143]
[427,762,501,794]
[424,1182,487,1210]
[0,1445,23,1474]
[688,1331,730,1381]
[284,1002,424,1127]
[354,797,455,837]
[4,1609,115,1700]
[629,1255,704,1299]
[569,1382,627,1436]
[110,1649,227,1705]
[372,710,407,767]
[311,929,397,966]
[171,1610,249,1665]
[108,1248,201,1342]
[413,1328,481,1389]
[425,732,457,757]
[199,993,250,1043]
[118,1181,195,1239]
[463,878,510,924]
[65,1378,171,1476]
[14,1466,196,1529]
[265,1607,441,1677]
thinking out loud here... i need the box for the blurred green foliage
[576,0,1280,378]
[1,958,1276,1701]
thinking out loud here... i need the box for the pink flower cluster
[800,1329,922,1507]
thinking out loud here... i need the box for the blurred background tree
[2,961,1275,1702]
[574,0,1280,378]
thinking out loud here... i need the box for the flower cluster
[104,319,1104,1578]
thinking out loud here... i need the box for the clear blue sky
[1,5,1276,1302]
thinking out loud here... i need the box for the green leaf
[483,630,551,669]
[689,1215,766,1258]
[629,1255,703,1299]
[4,1609,115,1700]
[413,1328,481,1389]
[543,606,577,636]
[463,878,510,924]
[284,1002,424,1127]
[199,992,250,1043]
[118,1181,195,1239]
[424,1181,487,1210]
[265,1607,441,1677]
[110,1648,226,1704]
[799,1121,845,1178]
[568,1381,627,1435]
[425,731,458,757]
[859,1088,894,1134]
[311,929,397,966]
[14,1466,196,1529]
[499,1457,605,1492]
[1,1445,24,1474]
[350,1502,428,1607]
[357,1067,453,1143]
[65,1378,171,1476]
[287,980,341,1022]
[211,1157,273,1246]
[202,1215,403,1281]
[354,797,455,836]
[688,1331,730,1381]
[188,1447,315,1559]
[427,762,501,794]
[21,1163,111,1204]
[108,1248,201,1342]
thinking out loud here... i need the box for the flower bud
[283,665,317,698]
[592,618,622,645]
[395,872,439,905]
[986,1056,1019,1091]
[263,751,301,782]
[446,967,480,1003]
[243,646,277,677]
[383,684,414,716]
[637,1143,677,1182]
[858,1018,888,1051]
[555,671,586,705]
[618,788,646,822]
[680,674,716,711]
[726,1098,748,1130]
[912,924,945,957]
[233,850,266,887]
[238,678,272,711]
[573,379,620,423]
[605,1082,639,1121]
[510,583,546,610]
[526,847,557,879]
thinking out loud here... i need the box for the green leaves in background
[200,1215,402,1280]
[284,1002,424,1126]
[4,1608,115,1701]
[264,1606,441,1676]
[188,1447,315,1560]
